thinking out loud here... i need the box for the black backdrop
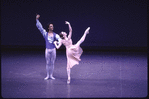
[1,0,147,51]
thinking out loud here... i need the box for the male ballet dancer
[36,14,61,80]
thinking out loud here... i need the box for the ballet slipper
[44,76,55,80]
[49,76,55,80]
[44,76,50,80]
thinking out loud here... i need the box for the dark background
[1,0,147,51]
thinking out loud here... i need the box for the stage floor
[1,50,148,98]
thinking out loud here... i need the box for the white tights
[45,48,56,79]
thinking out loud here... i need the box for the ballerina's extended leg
[76,27,90,46]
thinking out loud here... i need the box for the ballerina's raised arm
[65,21,72,40]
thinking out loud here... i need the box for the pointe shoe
[67,79,70,84]
[85,27,90,34]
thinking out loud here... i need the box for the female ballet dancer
[54,21,90,84]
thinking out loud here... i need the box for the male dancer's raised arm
[36,14,47,37]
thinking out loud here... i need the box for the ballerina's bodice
[62,39,73,49]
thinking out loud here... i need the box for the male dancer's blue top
[36,19,61,49]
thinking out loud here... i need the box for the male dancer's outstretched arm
[36,14,47,37]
